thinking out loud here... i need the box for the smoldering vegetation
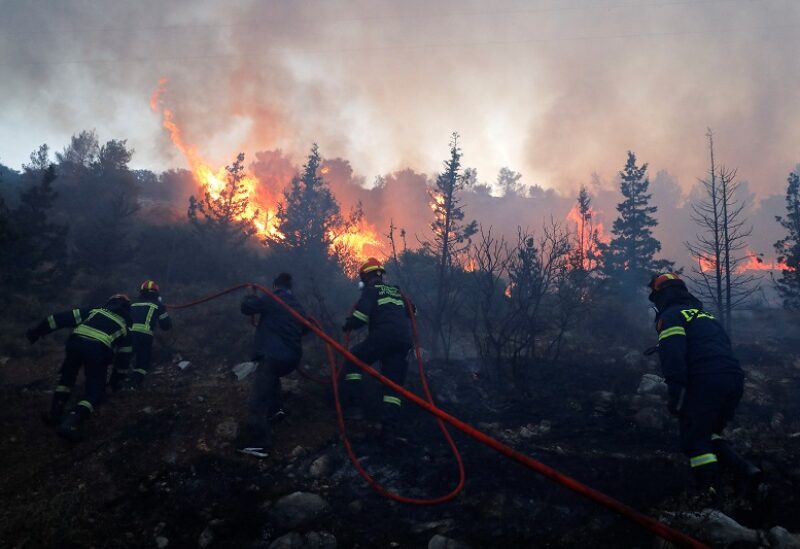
[1,127,800,549]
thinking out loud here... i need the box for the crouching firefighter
[648,273,760,497]
[26,295,133,440]
[109,280,172,390]
[236,273,310,458]
[341,258,415,444]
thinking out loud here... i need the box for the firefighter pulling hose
[20,272,711,546]
[157,279,708,548]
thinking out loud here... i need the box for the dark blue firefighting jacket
[655,303,743,387]
[130,296,172,337]
[36,306,133,357]
[344,282,414,346]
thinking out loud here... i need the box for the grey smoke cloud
[0,0,797,266]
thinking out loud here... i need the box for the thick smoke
[1,0,797,265]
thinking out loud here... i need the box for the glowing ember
[150,79,383,263]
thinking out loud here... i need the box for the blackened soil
[0,345,798,548]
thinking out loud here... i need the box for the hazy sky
[1,0,799,199]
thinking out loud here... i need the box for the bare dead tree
[505,221,570,387]
[686,130,761,333]
[467,226,515,383]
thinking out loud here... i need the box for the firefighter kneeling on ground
[341,258,415,446]
[109,280,172,391]
[26,294,133,440]
[647,272,761,499]
[237,273,310,459]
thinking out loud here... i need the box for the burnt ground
[1,338,799,549]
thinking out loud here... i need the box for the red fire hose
[167,283,709,548]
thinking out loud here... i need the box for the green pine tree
[774,170,800,309]
[604,151,673,292]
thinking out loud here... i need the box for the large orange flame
[566,203,608,270]
[150,79,383,264]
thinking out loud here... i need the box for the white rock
[767,526,800,549]
[637,374,667,396]
[232,361,257,380]
[177,361,191,370]
[669,509,760,546]
[309,454,332,478]
[156,536,169,548]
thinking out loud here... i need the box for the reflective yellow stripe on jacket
[73,309,127,348]
[131,302,158,335]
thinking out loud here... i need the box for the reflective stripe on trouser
[77,400,94,413]
[690,453,718,468]
[59,336,112,413]
[345,373,363,382]
[383,395,402,406]
[55,385,72,393]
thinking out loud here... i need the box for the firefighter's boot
[127,370,145,390]
[57,405,91,441]
[713,438,762,498]
[692,462,722,507]
[42,390,70,426]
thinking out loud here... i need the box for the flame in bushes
[150,79,383,262]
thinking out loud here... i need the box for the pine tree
[5,162,71,288]
[188,152,257,248]
[604,151,672,292]
[774,170,800,309]
[569,185,602,272]
[424,132,478,359]
[271,144,362,271]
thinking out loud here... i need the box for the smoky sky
[1,1,799,241]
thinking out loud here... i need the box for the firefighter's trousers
[52,336,113,416]
[342,337,410,428]
[678,372,744,486]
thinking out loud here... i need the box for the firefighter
[341,258,414,444]
[648,273,760,497]
[109,280,172,390]
[26,294,133,440]
[236,273,310,458]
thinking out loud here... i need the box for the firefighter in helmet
[109,280,172,390]
[341,258,415,443]
[648,272,760,496]
[26,294,133,440]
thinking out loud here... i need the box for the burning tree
[268,144,365,274]
[604,151,672,296]
[423,133,478,360]
[188,152,258,249]
[774,169,800,309]
[686,130,760,331]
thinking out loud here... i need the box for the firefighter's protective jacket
[32,307,133,357]
[241,288,309,361]
[343,282,413,345]
[655,303,743,387]
[130,297,172,337]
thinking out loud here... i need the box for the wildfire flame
[150,79,383,264]
[566,203,609,270]
[696,248,791,274]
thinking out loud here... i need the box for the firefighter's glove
[667,383,686,416]
[26,326,43,344]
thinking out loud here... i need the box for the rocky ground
[1,335,799,549]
